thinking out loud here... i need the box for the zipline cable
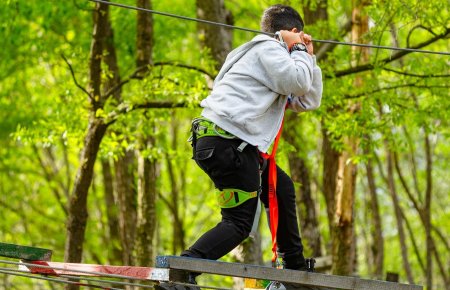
[0,266,154,289]
[0,259,147,281]
[0,268,124,290]
[88,0,450,56]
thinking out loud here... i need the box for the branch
[407,25,438,48]
[102,61,214,99]
[102,65,149,99]
[330,27,449,78]
[345,83,450,99]
[105,100,197,125]
[154,61,215,79]
[383,67,450,78]
[61,54,92,100]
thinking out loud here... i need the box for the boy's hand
[301,32,314,55]
[280,30,314,56]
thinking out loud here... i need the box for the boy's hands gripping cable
[277,30,314,55]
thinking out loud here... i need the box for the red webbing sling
[259,112,286,267]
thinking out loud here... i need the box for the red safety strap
[259,115,286,267]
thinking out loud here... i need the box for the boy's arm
[256,31,322,101]
[288,56,323,113]
[278,30,323,112]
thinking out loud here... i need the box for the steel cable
[88,0,449,56]
[0,259,233,290]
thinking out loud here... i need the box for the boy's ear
[291,27,298,33]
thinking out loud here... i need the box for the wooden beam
[0,242,52,261]
[156,256,423,290]
[19,260,170,281]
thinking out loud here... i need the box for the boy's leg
[181,197,258,259]
[183,136,261,260]
[260,163,307,270]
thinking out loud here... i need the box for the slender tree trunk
[64,4,109,290]
[136,0,153,69]
[65,119,108,263]
[196,0,233,70]
[136,145,157,266]
[101,14,123,265]
[331,0,369,275]
[115,151,137,266]
[134,0,157,268]
[322,130,339,235]
[277,2,330,259]
[285,114,322,257]
[385,144,414,283]
[331,139,358,275]
[101,159,122,264]
[166,145,186,254]
[423,131,433,290]
[364,145,384,279]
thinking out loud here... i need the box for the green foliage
[0,0,448,288]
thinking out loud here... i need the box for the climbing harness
[189,117,260,237]
[216,188,258,208]
[190,117,237,140]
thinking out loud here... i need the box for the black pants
[182,136,306,270]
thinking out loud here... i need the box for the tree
[1,1,448,289]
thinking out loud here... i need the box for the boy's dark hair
[260,4,304,33]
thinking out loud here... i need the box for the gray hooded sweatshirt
[201,34,323,153]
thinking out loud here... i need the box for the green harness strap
[190,118,257,208]
[191,117,236,140]
[216,188,258,208]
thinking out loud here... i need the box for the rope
[89,0,450,56]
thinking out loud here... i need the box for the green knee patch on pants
[216,188,257,208]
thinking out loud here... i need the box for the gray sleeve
[288,56,323,113]
[255,44,315,97]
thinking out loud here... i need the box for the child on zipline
[157,4,322,290]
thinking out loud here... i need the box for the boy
[158,4,322,290]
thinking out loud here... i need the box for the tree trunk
[100,12,123,266]
[331,138,358,275]
[134,0,157,268]
[166,151,186,254]
[65,119,108,261]
[165,116,187,254]
[101,160,122,264]
[423,131,433,290]
[322,130,339,235]
[64,4,109,288]
[285,114,322,257]
[364,145,384,279]
[115,151,137,266]
[136,0,153,68]
[303,0,328,26]
[136,147,157,266]
[331,0,368,275]
[196,0,233,70]
[385,144,414,284]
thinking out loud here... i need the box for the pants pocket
[194,143,241,180]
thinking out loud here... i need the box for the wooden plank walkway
[156,256,423,290]
[0,243,424,290]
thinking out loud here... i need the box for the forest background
[0,0,448,289]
